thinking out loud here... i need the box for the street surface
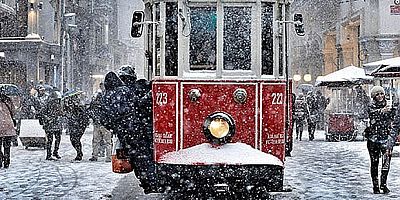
[2,126,400,199]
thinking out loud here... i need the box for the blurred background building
[290,0,400,91]
[0,0,142,96]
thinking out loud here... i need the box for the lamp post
[304,74,312,82]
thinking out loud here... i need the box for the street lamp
[304,74,312,82]
[293,74,301,82]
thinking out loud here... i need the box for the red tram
[124,0,303,194]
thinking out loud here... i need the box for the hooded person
[100,67,157,194]
[366,85,396,194]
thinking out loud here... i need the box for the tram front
[126,0,304,195]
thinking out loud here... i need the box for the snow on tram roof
[159,142,284,166]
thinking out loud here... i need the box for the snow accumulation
[315,65,373,87]
[160,143,284,166]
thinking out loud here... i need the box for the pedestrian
[64,91,89,161]
[314,90,328,130]
[366,86,395,194]
[117,65,156,193]
[33,85,49,125]
[88,83,112,162]
[99,65,157,194]
[0,89,17,168]
[40,90,63,160]
[354,85,370,119]
[306,91,318,141]
[294,93,308,141]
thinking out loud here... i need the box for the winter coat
[88,90,104,125]
[389,105,400,148]
[294,98,308,122]
[65,104,89,132]
[34,93,49,125]
[100,72,136,132]
[99,72,153,151]
[366,99,395,144]
[0,94,17,137]
[40,98,63,132]
[306,94,319,123]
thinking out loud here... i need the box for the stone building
[0,0,138,95]
[323,0,400,77]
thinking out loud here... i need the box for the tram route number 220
[156,92,168,106]
[271,93,283,105]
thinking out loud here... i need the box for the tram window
[223,7,251,70]
[189,7,217,70]
[261,4,273,75]
[165,2,178,76]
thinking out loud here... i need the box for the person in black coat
[40,91,63,160]
[63,91,89,161]
[306,91,318,141]
[366,86,395,194]
[294,93,308,141]
[100,66,157,194]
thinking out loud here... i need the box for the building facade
[323,0,400,77]
[0,0,138,95]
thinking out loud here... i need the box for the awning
[315,65,373,87]
[363,57,400,77]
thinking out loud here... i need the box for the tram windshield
[188,3,274,75]
[190,7,217,70]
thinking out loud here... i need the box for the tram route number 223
[271,93,283,105]
[156,92,168,106]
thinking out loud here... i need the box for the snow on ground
[0,123,125,200]
[277,130,400,200]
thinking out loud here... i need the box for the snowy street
[2,127,400,199]
[0,124,125,200]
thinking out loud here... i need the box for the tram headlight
[203,112,235,145]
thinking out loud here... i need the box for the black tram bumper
[156,164,284,193]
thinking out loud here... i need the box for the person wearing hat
[33,85,49,125]
[366,85,395,194]
[99,66,157,193]
[39,90,63,160]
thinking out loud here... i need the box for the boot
[53,151,61,159]
[380,171,390,194]
[89,157,98,161]
[372,176,380,194]
[0,157,2,168]
[3,158,10,168]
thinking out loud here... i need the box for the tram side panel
[261,83,286,161]
[153,82,179,161]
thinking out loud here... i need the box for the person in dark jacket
[119,66,155,194]
[294,93,308,141]
[100,66,157,194]
[366,86,395,194]
[64,91,89,161]
[306,91,318,141]
[40,91,63,160]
